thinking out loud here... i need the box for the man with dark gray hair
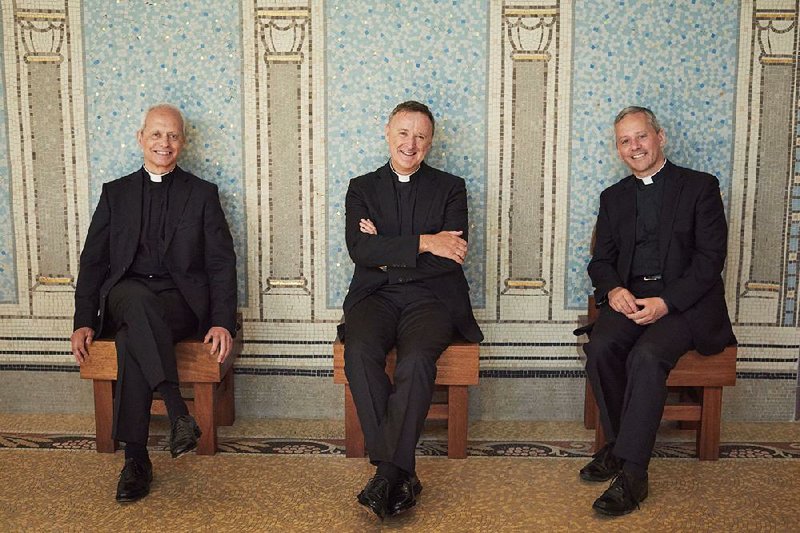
[71,104,237,502]
[341,100,482,519]
[581,106,735,515]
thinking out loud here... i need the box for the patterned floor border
[1,434,799,459]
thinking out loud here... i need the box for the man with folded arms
[341,100,483,519]
[581,106,735,515]
[71,104,237,502]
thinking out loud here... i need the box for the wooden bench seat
[79,319,242,456]
[582,299,736,460]
[333,339,479,459]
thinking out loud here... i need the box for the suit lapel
[617,176,637,281]
[658,161,684,269]
[375,163,400,236]
[412,163,437,233]
[163,166,193,251]
[125,170,144,244]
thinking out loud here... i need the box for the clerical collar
[635,159,667,185]
[389,161,419,183]
[143,165,173,183]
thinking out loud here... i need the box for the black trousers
[583,281,692,468]
[106,278,197,445]
[344,291,454,474]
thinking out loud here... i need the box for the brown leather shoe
[580,443,622,482]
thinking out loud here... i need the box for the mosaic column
[244,3,315,321]
[730,3,798,327]
[489,3,567,322]
[1,2,88,318]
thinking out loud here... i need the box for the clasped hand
[607,287,668,326]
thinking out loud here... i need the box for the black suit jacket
[342,161,483,343]
[588,160,735,354]
[73,166,237,336]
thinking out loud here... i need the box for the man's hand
[359,218,377,235]
[625,297,669,325]
[607,286,639,315]
[419,231,468,264]
[70,327,95,364]
[204,326,233,363]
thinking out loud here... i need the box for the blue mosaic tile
[0,9,17,304]
[82,0,247,303]
[324,0,488,309]
[566,0,739,308]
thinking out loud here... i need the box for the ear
[658,129,666,147]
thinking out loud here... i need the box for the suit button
[398,277,405,283]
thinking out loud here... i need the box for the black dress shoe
[357,475,391,520]
[115,458,153,503]
[389,474,422,516]
[580,443,622,482]
[169,414,201,458]
[592,471,648,516]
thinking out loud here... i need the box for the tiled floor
[1,415,799,531]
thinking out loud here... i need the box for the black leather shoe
[169,414,201,458]
[389,474,423,516]
[580,443,622,482]
[115,458,153,503]
[357,475,391,520]
[592,471,648,516]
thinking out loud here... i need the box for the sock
[376,462,401,487]
[124,441,150,464]
[156,381,188,425]
[622,459,647,479]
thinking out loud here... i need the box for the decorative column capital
[16,11,66,63]
[503,6,559,62]
[755,9,797,64]
[256,7,310,63]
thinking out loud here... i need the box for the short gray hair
[614,106,662,132]
[139,103,185,135]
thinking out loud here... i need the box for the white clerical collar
[635,159,667,185]
[389,161,418,183]
[143,165,172,183]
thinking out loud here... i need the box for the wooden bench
[333,339,479,459]
[79,318,242,456]
[581,298,736,460]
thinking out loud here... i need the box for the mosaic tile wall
[567,0,739,309]
[0,14,14,303]
[0,0,797,421]
[82,0,248,302]
[325,0,488,308]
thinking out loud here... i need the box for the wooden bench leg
[447,385,469,459]
[584,379,597,430]
[697,386,722,461]
[93,380,118,453]
[215,368,236,427]
[344,385,365,458]
[193,382,217,455]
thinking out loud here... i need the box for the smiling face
[614,111,666,178]
[385,110,433,175]
[137,106,185,174]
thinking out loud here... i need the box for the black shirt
[630,169,665,278]
[127,168,176,289]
